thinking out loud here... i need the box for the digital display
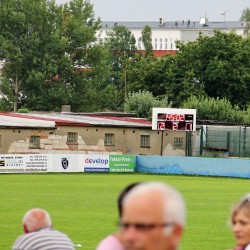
[157,114,194,131]
[152,108,196,131]
[167,114,185,121]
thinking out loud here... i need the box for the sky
[56,0,250,22]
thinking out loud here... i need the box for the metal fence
[200,125,250,158]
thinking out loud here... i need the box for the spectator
[96,183,140,250]
[12,208,76,250]
[120,181,186,250]
[230,194,250,250]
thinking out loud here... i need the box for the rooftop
[0,112,152,129]
[101,20,244,30]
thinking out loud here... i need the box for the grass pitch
[1,173,249,250]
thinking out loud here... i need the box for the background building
[0,111,200,156]
[97,18,245,56]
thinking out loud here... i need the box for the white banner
[0,154,50,173]
[0,154,135,173]
[52,154,79,172]
[82,154,109,172]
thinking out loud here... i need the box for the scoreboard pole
[160,130,164,156]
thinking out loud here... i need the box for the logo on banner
[61,158,69,169]
[0,160,5,167]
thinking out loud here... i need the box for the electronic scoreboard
[152,108,196,131]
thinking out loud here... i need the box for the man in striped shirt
[12,208,76,250]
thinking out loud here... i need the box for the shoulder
[12,229,75,250]
[96,235,123,250]
[245,244,250,250]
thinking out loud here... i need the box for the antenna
[221,10,228,22]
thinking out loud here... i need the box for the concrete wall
[0,128,54,154]
[0,126,200,156]
[136,155,250,178]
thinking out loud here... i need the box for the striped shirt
[12,227,76,250]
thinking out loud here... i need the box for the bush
[125,90,172,119]
[182,96,244,122]
[17,108,29,113]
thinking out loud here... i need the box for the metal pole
[239,126,241,157]
[160,130,164,156]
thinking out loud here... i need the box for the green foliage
[182,96,245,122]
[0,98,12,111]
[125,90,172,119]
[240,8,250,35]
[0,0,102,112]
[242,104,250,124]
[104,25,137,108]
[141,25,153,56]
[125,54,205,108]
[17,108,29,113]
[176,31,250,108]
[1,2,250,118]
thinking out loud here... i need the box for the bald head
[121,182,186,250]
[123,182,186,227]
[22,208,52,233]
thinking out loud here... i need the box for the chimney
[159,17,164,25]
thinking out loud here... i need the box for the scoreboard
[152,108,196,131]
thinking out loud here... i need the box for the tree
[141,25,153,57]
[125,90,172,119]
[240,8,250,35]
[175,31,250,108]
[125,53,205,107]
[105,25,137,110]
[0,0,102,111]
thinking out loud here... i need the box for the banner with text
[0,154,50,173]
[109,155,135,172]
[0,154,135,173]
[82,155,109,172]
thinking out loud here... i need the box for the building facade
[0,112,200,156]
[97,18,245,56]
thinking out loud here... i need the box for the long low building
[0,111,200,156]
[97,18,245,56]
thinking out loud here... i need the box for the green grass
[1,173,249,250]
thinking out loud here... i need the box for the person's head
[22,208,52,234]
[120,181,186,250]
[118,182,140,218]
[230,194,250,247]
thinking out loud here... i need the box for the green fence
[200,125,250,158]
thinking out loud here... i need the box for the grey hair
[22,208,52,232]
[123,182,186,228]
[230,193,250,226]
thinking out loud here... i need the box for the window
[154,38,157,50]
[105,133,115,146]
[29,136,40,148]
[138,37,142,49]
[67,132,78,144]
[174,137,184,149]
[170,38,173,50]
[160,38,162,50]
[140,135,150,148]
[165,38,168,49]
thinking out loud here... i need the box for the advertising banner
[0,154,50,173]
[82,154,109,172]
[51,154,79,172]
[109,155,135,172]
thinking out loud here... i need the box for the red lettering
[172,122,178,131]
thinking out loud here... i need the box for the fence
[200,125,250,158]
